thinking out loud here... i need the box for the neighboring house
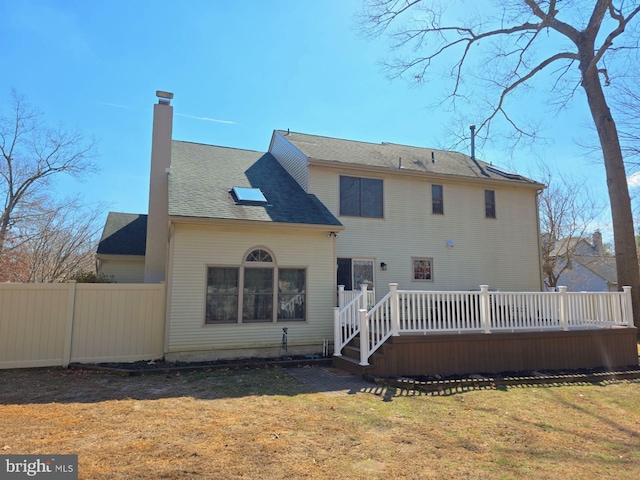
[546,232,619,291]
[97,91,545,361]
[96,213,147,283]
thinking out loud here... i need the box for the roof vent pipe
[431,151,435,163]
[470,125,476,161]
[399,157,402,169]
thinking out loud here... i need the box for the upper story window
[432,185,443,215]
[485,189,496,218]
[339,176,383,218]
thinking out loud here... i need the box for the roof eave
[306,157,545,189]
[168,215,344,231]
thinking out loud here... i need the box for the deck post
[480,285,491,333]
[333,307,342,356]
[358,308,370,366]
[558,286,568,331]
[359,284,368,311]
[622,286,632,326]
[389,283,400,336]
[338,285,345,308]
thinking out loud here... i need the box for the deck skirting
[335,327,638,377]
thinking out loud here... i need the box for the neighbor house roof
[275,130,542,186]
[168,140,342,227]
[97,212,147,256]
[574,255,618,285]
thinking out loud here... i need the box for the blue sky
[1,0,629,240]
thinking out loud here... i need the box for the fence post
[622,286,632,326]
[358,308,370,366]
[333,307,342,356]
[338,285,345,308]
[359,284,368,311]
[558,286,568,331]
[62,281,77,367]
[389,283,400,336]
[480,285,491,333]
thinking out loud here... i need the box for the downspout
[535,188,545,291]
[163,221,175,356]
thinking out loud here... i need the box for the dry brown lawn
[1,366,639,479]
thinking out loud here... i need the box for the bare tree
[0,197,103,283]
[0,89,97,254]
[538,166,604,289]
[359,0,640,329]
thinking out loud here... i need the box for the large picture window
[206,267,239,323]
[339,176,383,218]
[206,248,306,324]
[243,268,273,322]
[278,269,306,321]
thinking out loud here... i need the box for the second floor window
[485,189,496,218]
[432,184,443,214]
[340,176,383,218]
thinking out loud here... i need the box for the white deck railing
[334,284,633,366]
[333,285,369,357]
[338,285,375,309]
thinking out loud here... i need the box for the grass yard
[1,366,639,479]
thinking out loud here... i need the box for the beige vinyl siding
[309,165,542,297]
[269,131,309,191]
[99,256,145,283]
[167,222,335,357]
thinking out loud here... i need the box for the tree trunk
[581,65,640,331]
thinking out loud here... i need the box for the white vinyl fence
[0,282,165,369]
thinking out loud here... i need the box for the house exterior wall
[99,257,146,283]
[308,164,542,297]
[269,131,309,191]
[166,222,336,360]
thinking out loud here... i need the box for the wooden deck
[333,327,639,377]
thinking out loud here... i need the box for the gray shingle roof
[575,255,618,285]
[169,140,342,226]
[97,212,147,256]
[276,130,541,185]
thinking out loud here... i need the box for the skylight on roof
[230,186,268,206]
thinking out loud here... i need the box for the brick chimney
[592,231,603,255]
[144,91,174,283]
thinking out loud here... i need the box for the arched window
[246,249,273,262]
[205,247,306,324]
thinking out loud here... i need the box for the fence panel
[0,283,165,369]
[70,284,165,363]
[0,284,69,368]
